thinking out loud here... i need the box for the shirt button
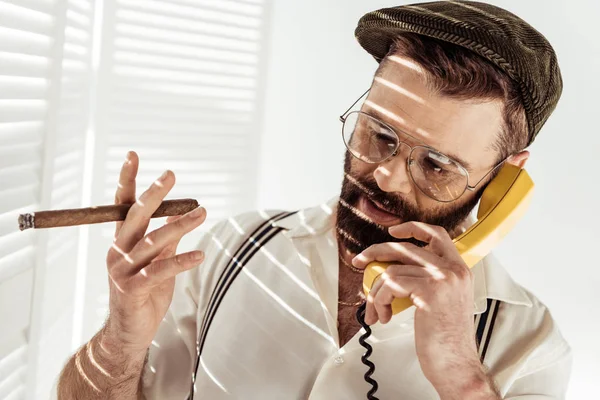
[334,356,344,365]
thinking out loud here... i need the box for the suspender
[475,298,502,362]
[187,212,502,398]
[188,211,297,399]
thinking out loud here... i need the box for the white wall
[258,0,600,398]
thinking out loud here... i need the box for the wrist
[434,362,501,400]
[102,317,150,359]
[97,325,148,373]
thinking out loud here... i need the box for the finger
[114,151,139,236]
[364,265,437,324]
[153,239,177,262]
[384,264,440,279]
[115,170,176,252]
[365,276,384,325]
[153,216,184,261]
[127,250,205,294]
[373,275,424,324]
[388,222,450,257]
[353,242,441,269]
[125,206,207,273]
[166,215,182,224]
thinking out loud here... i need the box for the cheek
[413,188,440,211]
[347,155,375,177]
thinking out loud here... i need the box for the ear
[506,150,530,168]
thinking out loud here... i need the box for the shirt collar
[273,196,533,313]
[272,196,338,238]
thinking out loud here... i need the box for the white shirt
[51,197,572,399]
[140,196,572,399]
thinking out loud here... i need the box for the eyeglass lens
[342,111,469,202]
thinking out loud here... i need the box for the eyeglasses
[340,89,506,203]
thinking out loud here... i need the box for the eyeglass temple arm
[339,89,371,122]
[467,158,510,191]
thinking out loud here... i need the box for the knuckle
[385,264,402,275]
[145,230,159,246]
[106,249,118,265]
[426,276,441,289]
[174,254,185,268]
[374,294,388,306]
[185,252,197,263]
[456,265,472,281]
[174,217,188,231]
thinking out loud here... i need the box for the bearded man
[56,2,571,399]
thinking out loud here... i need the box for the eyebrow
[364,107,474,171]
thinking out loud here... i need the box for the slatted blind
[27,0,96,398]
[0,0,95,398]
[0,1,59,398]
[82,0,271,340]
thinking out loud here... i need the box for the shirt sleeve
[141,220,231,400]
[504,330,573,399]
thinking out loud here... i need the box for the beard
[336,152,484,255]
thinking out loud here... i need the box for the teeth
[372,200,391,213]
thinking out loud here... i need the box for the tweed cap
[355,1,563,145]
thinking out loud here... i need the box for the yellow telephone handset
[362,163,534,315]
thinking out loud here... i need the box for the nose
[373,143,413,194]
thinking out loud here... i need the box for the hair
[377,33,529,164]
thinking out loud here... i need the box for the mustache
[343,172,419,218]
[338,172,428,252]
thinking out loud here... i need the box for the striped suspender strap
[474,298,502,362]
[188,211,297,399]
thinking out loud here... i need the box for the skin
[335,55,530,399]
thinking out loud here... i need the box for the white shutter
[26,0,96,398]
[0,0,95,398]
[0,1,59,398]
[82,0,272,339]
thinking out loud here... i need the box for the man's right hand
[57,151,207,399]
[103,150,207,357]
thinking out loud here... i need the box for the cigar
[18,198,199,231]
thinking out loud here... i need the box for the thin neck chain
[338,252,366,307]
[338,298,366,307]
[338,253,365,274]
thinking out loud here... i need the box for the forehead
[366,55,503,170]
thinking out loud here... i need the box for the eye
[423,152,453,175]
[371,129,397,145]
[423,158,446,173]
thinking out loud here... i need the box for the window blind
[0,0,95,398]
[26,0,96,398]
[81,0,272,342]
[0,1,59,398]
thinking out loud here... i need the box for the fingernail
[159,170,169,181]
[193,251,204,262]
[190,206,205,218]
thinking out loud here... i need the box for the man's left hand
[352,221,500,399]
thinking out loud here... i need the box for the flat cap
[355,1,563,145]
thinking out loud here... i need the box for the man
[55,1,571,399]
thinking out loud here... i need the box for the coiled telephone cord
[356,302,379,400]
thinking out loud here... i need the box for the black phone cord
[356,302,380,400]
